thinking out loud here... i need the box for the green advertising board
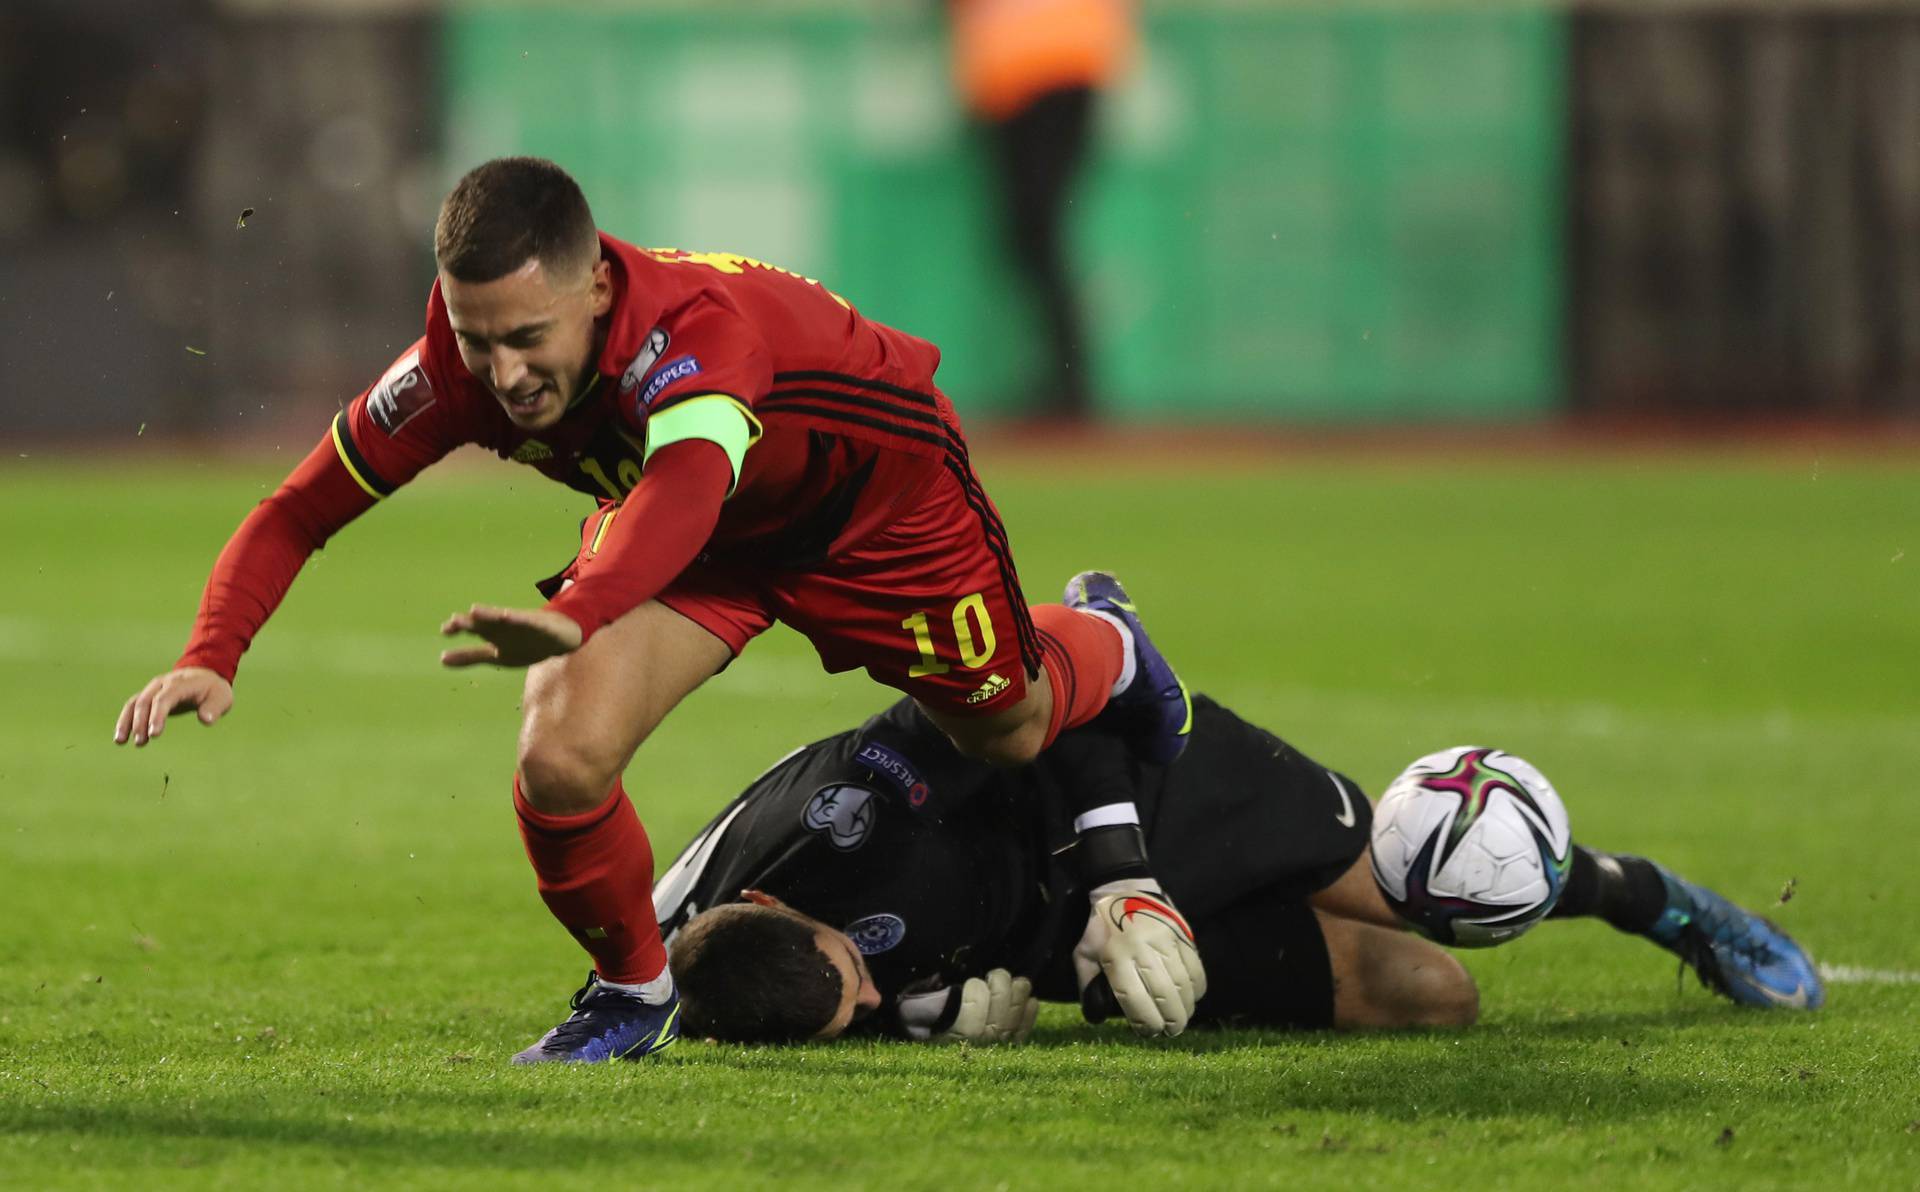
[443,4,1562,420]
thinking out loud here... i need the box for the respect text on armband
[855,740,930,808]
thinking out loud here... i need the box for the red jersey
[178,234,980,680]
[340,234,959,539]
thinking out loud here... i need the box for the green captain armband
[643,395,763,496]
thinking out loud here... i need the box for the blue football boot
[512,972,682,1064]
[1064,571,1192,765]
[1647,870,1824,1010]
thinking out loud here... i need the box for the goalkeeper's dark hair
[670,903,844,1043]
[434,156,599,283]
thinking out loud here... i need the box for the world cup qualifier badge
[367,350,435,435]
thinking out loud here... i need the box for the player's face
[441,254,614,431]
[739,890,883,1038]
[811,925,883,1040]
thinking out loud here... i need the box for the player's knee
[1335,928,1479,1030]
[1442,971,1481,1028]
[517,739,620,815]
[1393,950,1479,1028]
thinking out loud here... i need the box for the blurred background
[3,0,1919,439]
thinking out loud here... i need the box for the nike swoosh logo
[1327,772,1357,828]
[1747,978,1811,1008]
[1117,895,1196,943]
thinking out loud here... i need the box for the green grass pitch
[3,442,1916,1189]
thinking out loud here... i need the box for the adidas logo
[510,440,554,463]
[965,673,1011,705]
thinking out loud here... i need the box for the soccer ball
[1369,745,1572,947]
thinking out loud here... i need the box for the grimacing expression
[440,255,613,431]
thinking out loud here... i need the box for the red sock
[513,777,666,985]
[1030,603,1125,748]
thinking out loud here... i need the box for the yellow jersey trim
[330,412,387,500]
[588,505,619,555]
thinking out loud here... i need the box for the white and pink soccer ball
[1369,746,1573,948]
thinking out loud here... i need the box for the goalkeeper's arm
[1043,728,1208,1036]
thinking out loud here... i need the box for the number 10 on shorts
[902,593,997,677]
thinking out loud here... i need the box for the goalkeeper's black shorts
[1188,887,1338,1029]
[1143,695,1376,1029]
[1141,696,1373,921]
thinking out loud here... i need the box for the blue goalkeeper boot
[512,972,682,1063]
[1064,571,1192,765]
[1647,871,1824,1010]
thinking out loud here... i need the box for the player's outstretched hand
[114,667,234,747]
[439,605,584,668]
[1073,879,1208,1037]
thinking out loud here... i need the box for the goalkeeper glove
[897,968,1039,1044]
[1074,879,1207,1037]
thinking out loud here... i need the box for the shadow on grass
[3,1095,794,1173]
[667,1015,1782,1125]
[0,1052,1693,1173]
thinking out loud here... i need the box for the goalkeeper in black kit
[651,695,1822,1044]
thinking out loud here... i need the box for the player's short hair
[670,903,844,1043]
[433,157,599,284]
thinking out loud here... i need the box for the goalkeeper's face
[811,921,884,1039]
[739,892,884,1039]
[671,895,885,1041]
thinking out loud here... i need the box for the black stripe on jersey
[331,410,395,498]
[966,481,1041,678]
[766,373,1041,679]
[942,454,1042,679]
[771,370,940,408]
[961,471,1040,673]
[937,433,1016,564]
[765,386,947,428]
[753,398,950,450]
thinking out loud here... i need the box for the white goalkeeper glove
[897,968,1039,1045]
[1074,879,1207,1037]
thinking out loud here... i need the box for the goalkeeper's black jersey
[653,698,1074,1022]
[653,695,1370,1028]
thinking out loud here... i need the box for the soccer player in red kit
[112,157,1192,1062]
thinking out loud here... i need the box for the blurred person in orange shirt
[951,0,1137,420]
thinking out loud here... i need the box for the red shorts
[558,449,1041,717]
